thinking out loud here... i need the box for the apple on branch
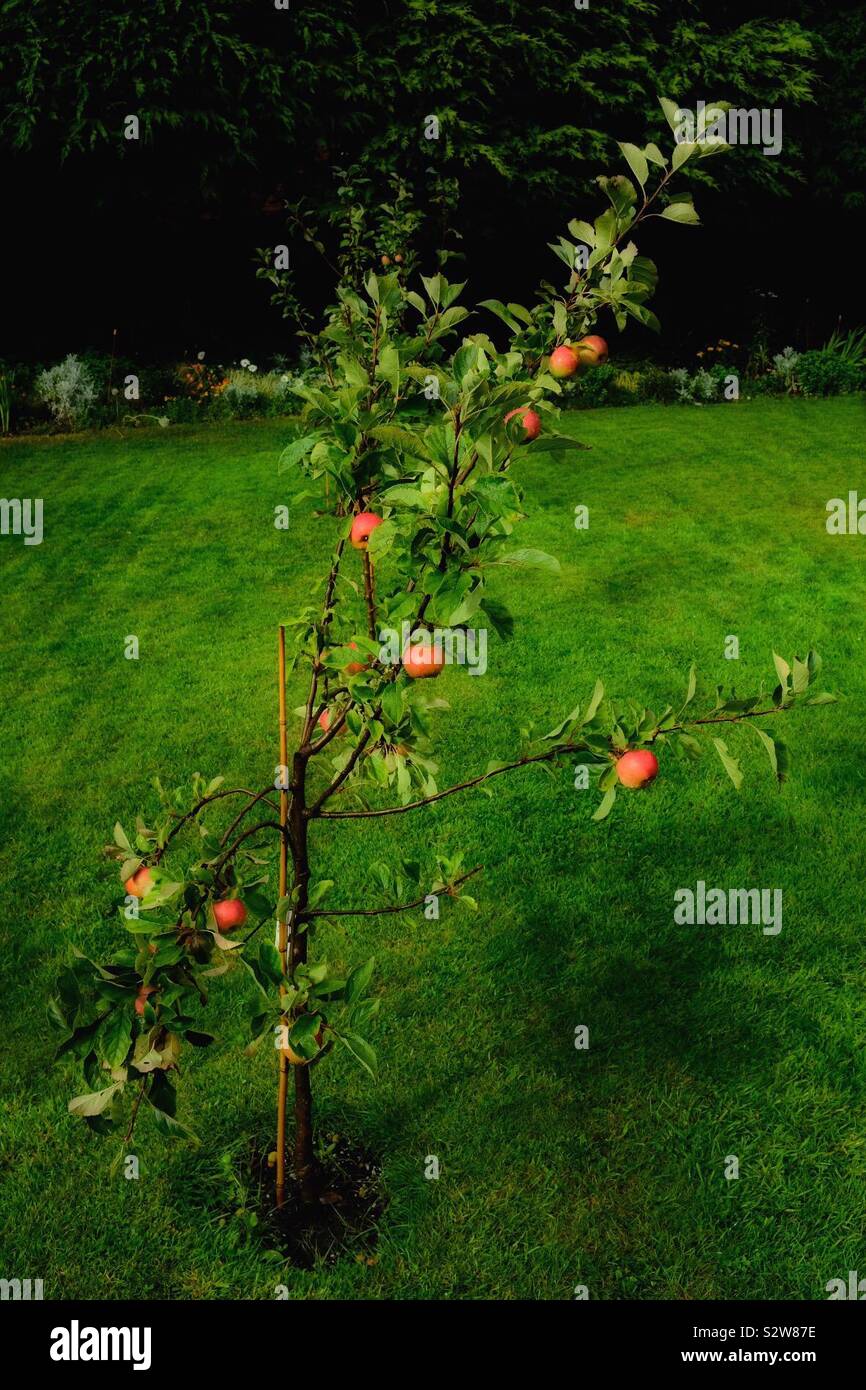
[344,641,369,675]
[134,985,156,1016]
[350,512,384,549]
[574,335,609,366]
[124,865,153,898]
[503,407,542,442]
[213,898,247,932]
[615,749,659,788]
[402,633,446,679]
[549,345,581,379]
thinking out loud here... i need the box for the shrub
[636,366,678,404]
[220,367,293,419]
[772,346,800,391]
[567,362,619,408]
[744,371,787,397]
[670,367,715,403]
[796,349,863,397]
[822,326,866,370]
[35,354,97,429]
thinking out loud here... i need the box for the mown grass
[1,398,864,1300]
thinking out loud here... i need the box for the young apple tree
[52,105,835,1209]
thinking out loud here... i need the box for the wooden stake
[275,624,290,1207]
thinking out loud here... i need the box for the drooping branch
[315,741,579,819]
[302,865,483,919]
[314,702,807,820]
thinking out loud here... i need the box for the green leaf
[533,433,591,454]
[69,1083,123,1118]
[345,957,375,1006]
[749,725,788,786]
[338,1031,377,1079]
[278,434,320,474]
[148,1106,199,1144]
[491,548,561,574]
[806,691,837,705]
[100,1009,132,1071]
[659,96,681,132]
[592,787,617,822]
[543,706,581,741]
[375,344,400,397]
[582,679,605,727]
[659,201,700,225]
[772,651,791,688]
[113,822,131,852]
[791,656,810,695]
[258,941,284,989]
[671,141,698,172]
[381,681,404,726]
[618,141,648,187]
[307,879,334,908]
[148,1069,177,1116]
[680,663,697,713]
[478,298,522,333]
[369,425,432,459]
[564,220,594,250]
[712,738,743,790]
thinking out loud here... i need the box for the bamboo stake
[275,624,290,1207]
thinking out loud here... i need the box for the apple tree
[51,106,836,1209]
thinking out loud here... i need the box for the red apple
[134,985,156,1016]
[380,254,391,267]
[394,253,404,264]
[344,641,369,675]
[549,345,580,379]
[575,335,609,366]
[350,512,383,549]
[125,865,153,898]
[213,898,247,932]
[402,634,446,679]
[504,407,542,442]
[615,749,659,789]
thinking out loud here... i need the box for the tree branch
[315,702,800,820]
[154,786,278,862]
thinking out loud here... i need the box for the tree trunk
[289,748,319,1203]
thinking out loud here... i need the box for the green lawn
[1,399,864,1300]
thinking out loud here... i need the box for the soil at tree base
[252,1137,385,1269]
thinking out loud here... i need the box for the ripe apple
[402,634,446,679]
[549,345,580,379]
[575,334,609,366]
[615,749,659,789]
[125,865,153,898]
[350,512,383,549]
[380,254,391,266]
[395,253,404,264]
[134,985,156,1016]
[213,898,247,932]
[504,407,542,442]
